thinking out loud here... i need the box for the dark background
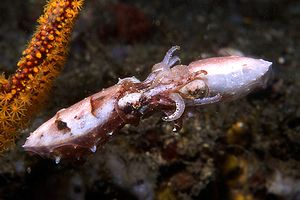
[0,0,299,199]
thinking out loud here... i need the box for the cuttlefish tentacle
[162,93,185,122]
[168,56,181,68]
[192,93,222,106]
[152,46,181,72]
[162,46,180,66]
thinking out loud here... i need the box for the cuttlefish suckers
[23,46,272,160]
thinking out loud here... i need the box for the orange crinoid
[0,0,84,152]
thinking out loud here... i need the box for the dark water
[0,0,299,199]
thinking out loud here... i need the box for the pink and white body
[23,46,272,160]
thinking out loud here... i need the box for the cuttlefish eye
[179,79,208,99]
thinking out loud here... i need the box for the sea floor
[0,0,299,199]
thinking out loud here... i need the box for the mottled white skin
[146,48,272,120]
[118,93,142,108]
[24,99,113,148]
[188,56,272,101]
[23,84,126,157]
[23,46,272,159]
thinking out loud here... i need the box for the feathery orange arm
[0,0,84,152]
